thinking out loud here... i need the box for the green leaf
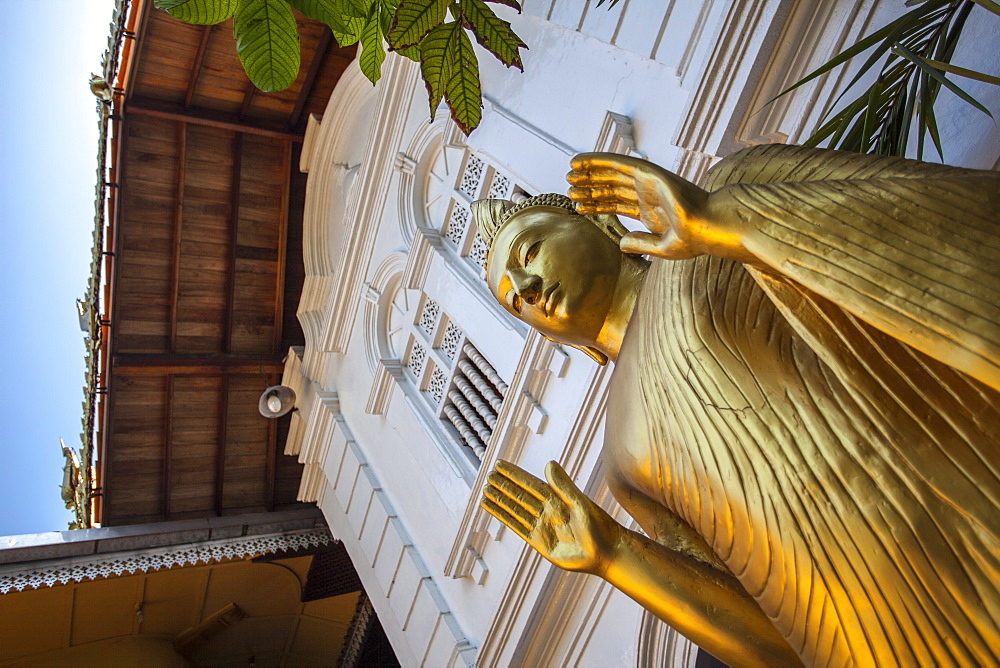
[342,0,374,18]
[287,0,349,33]
[233,0,301,92]
[358,13,387,83]
[333,15,367,45]
[459,0,527,69]
[970,0,1000,16]
[397,44,421,61]
[388,0,450,49]
[893,44,994,117]
[420,22,460,115]
[155,0,237,24]
[913,55,1000,85]
[444,26,482,134]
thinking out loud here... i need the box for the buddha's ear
[541,335,609,366]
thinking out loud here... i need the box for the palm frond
[771,0,998,159]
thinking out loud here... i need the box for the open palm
[481,460,621,576]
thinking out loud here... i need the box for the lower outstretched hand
[481,460,623,576]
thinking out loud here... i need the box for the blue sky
[0,0,117,536]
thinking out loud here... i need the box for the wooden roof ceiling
[98,2,355,526]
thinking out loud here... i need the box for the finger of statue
[483,482,540,527]
[570,151,645,174]
[481,497,534,542]
[544,461,583,506]
[486,471,543,517]
[567,185,639,206]
[566,167,637,187]
[495,460,552,503]
[574,201,641,218]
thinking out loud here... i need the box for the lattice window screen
[442,342,508,464]
[424,145,526,273]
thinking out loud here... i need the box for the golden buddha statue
[473,144,1000,667]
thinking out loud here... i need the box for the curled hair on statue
[471,194,635,253]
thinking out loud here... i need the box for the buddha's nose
[512,271,542,304]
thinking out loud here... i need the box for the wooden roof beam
[273,141,291,352]
[183,25,213,109]
[288,28,331,130]
[224,133,243,353]
[112,354,285,376]
[239,80,256,121]
[169,121,186,353]
[128,101,304,142]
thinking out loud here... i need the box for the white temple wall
[283,0,999,665]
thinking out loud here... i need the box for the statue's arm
[568,153,1000,391]
[481,460,801,667]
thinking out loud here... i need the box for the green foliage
[155,0,529,133]
[234,0,301,92]
[460,0,526,69]
[154,0,238,24]
[775,0,998,159]
[286,0,349,33]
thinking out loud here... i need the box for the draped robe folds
[603,145,1000,666]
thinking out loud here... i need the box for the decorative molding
[594,111,645,157]
[299,113,323,173]
[0,529,333,594]
[402,229,441,292]
[673,0,792,158]
[280,346,307,457]
[636,611,700,668]
[363,252,408,376]
[297,63,377,380]
[320,57,421,359]
[397,110,451,246]
[673,147,718,184]
[734,0,881,146]
[366,359,403,416]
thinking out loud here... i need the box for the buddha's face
[486,207,622,347]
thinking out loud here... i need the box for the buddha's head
[473,194,643,364]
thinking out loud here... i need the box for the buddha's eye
[523,241,542,267]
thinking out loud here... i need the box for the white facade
[280,1,1000,665]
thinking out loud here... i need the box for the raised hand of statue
[481,459,623,576]
[567,152,741,262]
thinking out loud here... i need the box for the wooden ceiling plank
[225,133,243,354]
[163,374,175,519]
[183,25,213,109]
[128,102,304,142]
[273,141,292,352]
[288,28,331,130]
[169,122,187,353]
[215,374,229,516]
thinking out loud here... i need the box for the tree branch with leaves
[155,0,527,134]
